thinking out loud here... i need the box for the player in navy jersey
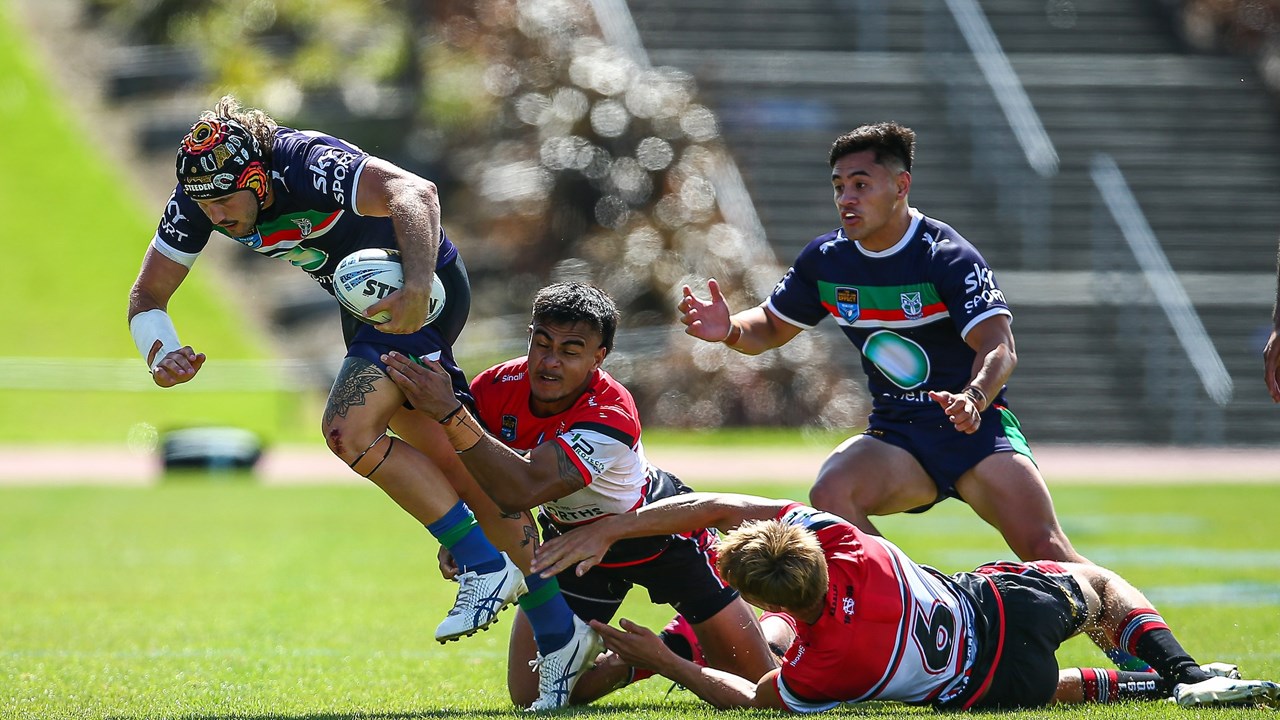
[532,491,1279,711]
[679,122,1078,564]
[678,122,1162,672]
[381,282,777,710]
[127,96,536,646]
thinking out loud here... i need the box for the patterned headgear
[176,117,270,207]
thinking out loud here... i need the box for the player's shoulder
[794,228,846,261]
[571,369,641,433]
[779,503,850,532]
[913,213,984,263]
[588,367,636,404]
[474,357,529,388]
[270,126,363,158]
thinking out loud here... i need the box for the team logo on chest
[835,287,860,323]
[291,217,313,237]
[900,291,923,320]
[501,415,518,442]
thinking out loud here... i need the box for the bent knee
[808,473,853,513]
[322,420,385,466]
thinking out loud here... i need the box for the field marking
[1,444,1279,486]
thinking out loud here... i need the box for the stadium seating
[628,0,1280,443]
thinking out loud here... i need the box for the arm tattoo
[552,444,588,493]
[323,357,385,426]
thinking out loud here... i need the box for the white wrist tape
[130,309,181,372]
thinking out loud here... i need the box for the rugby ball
[333,248,446,326]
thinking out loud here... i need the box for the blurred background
[3,0,1279,454]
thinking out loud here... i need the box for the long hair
[716,520,828,611]
[201,95,278,160]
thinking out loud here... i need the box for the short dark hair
[828,122,915,173]
[531,282,620,352]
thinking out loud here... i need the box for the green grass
[2,479,1277,719]
[0,4,291,442]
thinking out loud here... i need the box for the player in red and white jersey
[470,355,655,529]
[766,504,980,709]
[532,492,1279,712]
[383,283,777,711]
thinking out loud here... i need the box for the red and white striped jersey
[772,503,982,712]
[470,358,654,526]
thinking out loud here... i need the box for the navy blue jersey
[151,126,457,297]
[767,210,1011,415]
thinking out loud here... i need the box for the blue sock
[518,573,576,654]
[425,501,504,574]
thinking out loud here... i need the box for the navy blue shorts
[863,401,1035,512]
[339,256,473,402]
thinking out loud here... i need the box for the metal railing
[923,0,1057,267]
[1090,153,1232,441]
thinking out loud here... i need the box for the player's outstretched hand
[150,344,205,388]
[929,390,982,434]
[590,618,672,674]
[1264,327,1280,403]
[532,522,613,579]
[368,283,431,334]
[381,350,457,419]
[678,278,733,343]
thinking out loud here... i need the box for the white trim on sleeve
[959,307,1012,340]
[150,236,200,268]
[764,298,817,330]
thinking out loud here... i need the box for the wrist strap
[441,404,485,453]
[129,309,181,372]
[963,385,988,411]
[438,402,465,425]
[722,322,742,347]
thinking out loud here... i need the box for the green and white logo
[863,330,929,389]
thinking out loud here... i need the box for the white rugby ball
[333,248,446,327]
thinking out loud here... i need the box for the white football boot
[434,552,526,643]
[1173,676,1280,707]
[526,616,604,711]
[1199,662,1241,679]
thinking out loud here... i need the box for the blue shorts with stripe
[339,255,473,403]
[863,399,1035,511]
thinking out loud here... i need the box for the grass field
[3,477,1278,719]
[0,2,293,444]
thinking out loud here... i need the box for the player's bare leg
[954,454,1152,669]
[808,435,939,534]
[322,357,461,522]
[954,452,1083,563]
[691,598,778,681]
[1049,563,1277,706]
[323,357,523,641]
[390,408,538,572]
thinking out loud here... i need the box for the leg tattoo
[324,357,385,426]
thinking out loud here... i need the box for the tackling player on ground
[127,95,536,650]
[533,491,1280,711]
[383,282,777,711]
